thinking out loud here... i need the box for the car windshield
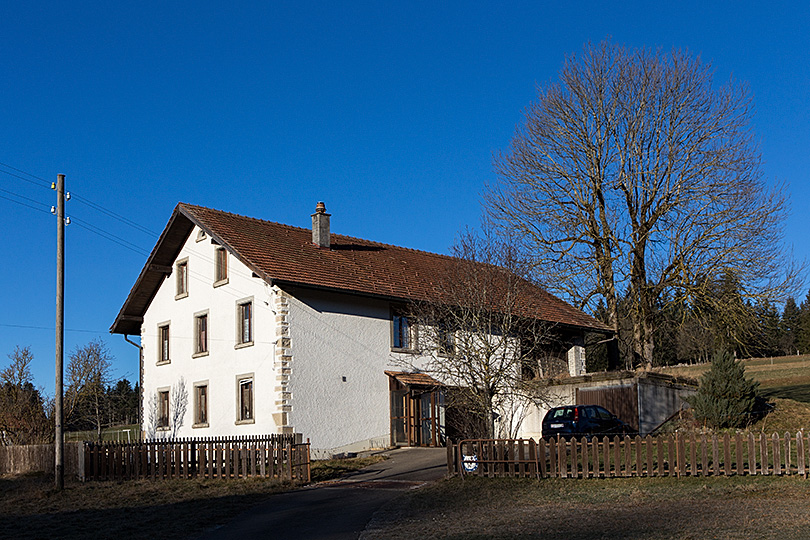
[551,408,575,420]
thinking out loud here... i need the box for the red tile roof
[110,203,612,335]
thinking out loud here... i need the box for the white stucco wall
[141,227,280,438]
[285,287,423,457]
[518,385,576,439]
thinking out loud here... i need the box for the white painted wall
[285,287,420,457]
[141,227,279,438]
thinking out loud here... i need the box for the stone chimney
[311,202,331,248]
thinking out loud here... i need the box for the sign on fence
[447,432,809,480]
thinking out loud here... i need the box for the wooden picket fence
[81,434,310,483]
[448,432,810,479]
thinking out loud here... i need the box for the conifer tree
[687,350,759,429]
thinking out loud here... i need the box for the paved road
[198,447,446,540]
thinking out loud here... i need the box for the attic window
[214,247,228,286]
[175,259,189,299]
[196,229,207,242]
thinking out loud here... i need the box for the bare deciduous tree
[170,377,188,438]
[65,339,113,441]
[398,227,557,439]
[487,40,799,368]
[144,377,188,440]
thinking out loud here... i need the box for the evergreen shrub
[687,350,760,429]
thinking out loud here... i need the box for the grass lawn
[363,476,810,540]
[0,455,384,539]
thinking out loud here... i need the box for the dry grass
[0,455,383,539]
[657,354,810,403]
[364,476,810,539]
[0,473,293,539]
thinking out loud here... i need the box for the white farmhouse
[111,203,611,456]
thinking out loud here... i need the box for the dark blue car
[542,405,633,440]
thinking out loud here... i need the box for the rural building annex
[110,202,611,457]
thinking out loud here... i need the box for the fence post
[305,439,311,483]
[77,442,86,482]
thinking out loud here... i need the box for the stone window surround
[235,373,255,425]
[235,296,254,349]
[192,309,210,358]
[175,257,189,300]
[156,320,171,365]
[193,380,209,428]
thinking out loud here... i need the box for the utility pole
[54,173,65,491]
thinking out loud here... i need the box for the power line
[0,323,108,334]
[0,161,49,183]
[0,192,52,215]
[0,165,51,190]
[0,186,51,210]
[72,194,160,236]
[70,218,151,257]
[0,161,159,237]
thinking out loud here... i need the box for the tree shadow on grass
[0,492,278,540]
[761,384,810,403]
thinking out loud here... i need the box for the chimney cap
[314,201,327,215]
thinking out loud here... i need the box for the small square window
[157,324,170,364]
[194,313,208,356]
[194,384,208,427]
[214,248,228,286]
[176,259,189,299]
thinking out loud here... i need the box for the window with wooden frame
[175,258,189,299]
[157,323,170,364]
[391,308,414,351]
[236,376,254,423]
[236,299,253,347]
[194,312,208,356]
[214,247,228,286]
[193,383,208,427]
[158,390,169,429]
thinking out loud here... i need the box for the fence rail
[81,434,310,483]
[448,432,809,479]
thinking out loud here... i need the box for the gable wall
[284,286,427,457]
[140,226,280,438]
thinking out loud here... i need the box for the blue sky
[1,1,808,395]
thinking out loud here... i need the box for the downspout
[123,335,143,432]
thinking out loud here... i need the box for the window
[392,309,413,350]
[196,229,207,242]
[194,312,208,356]
[194,383,208,427]
[437,322,455,356]
[237,300,253,347]
[214,247,228,285]
[176,258,189,298]
[157,323,170,364]
[237,376,254,423]
[158,390,169,429]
